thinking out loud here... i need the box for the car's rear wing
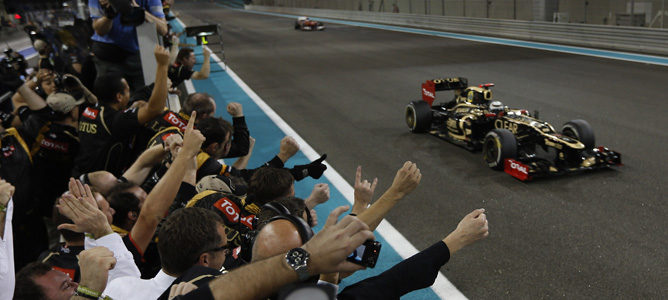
[421,77,468,106]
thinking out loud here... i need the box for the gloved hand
[290,154,327,181]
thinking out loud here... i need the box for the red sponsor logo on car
[82,107,99,119]
[504,159,530,181]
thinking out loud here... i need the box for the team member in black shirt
[74,46,170,177]
[10,79,89,269]
[168,47,211,88]
[20,91,83,218]
[38,204,85,282]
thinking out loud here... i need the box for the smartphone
[346,240,381,268]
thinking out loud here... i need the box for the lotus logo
[422,88,435,99]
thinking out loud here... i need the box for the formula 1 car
[294,16,325,31]
[404,77,621,181]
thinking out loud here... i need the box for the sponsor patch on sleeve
[82,107,99,119]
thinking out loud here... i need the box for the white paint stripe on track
[175,14,465,299]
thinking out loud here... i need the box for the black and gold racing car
[405,77,621,180]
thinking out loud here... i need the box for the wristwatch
[285,248,311,281]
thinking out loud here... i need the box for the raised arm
[0,180,14,300]
[350,166,377,215]
[204,206,372,300]
[91,0,114,36]
[358,161,421,231]
[71,247,117,300]
[136,45,170,125]
[191,47,211,80]
[338,208,489,299]
[231,136,255,170]
[65,74,98,104]
[0,180,15,240]
[224,102,250,158]
[16,81,47,111]
[129,112,204,253]
[121,144,169,185]
[58,179,141,281]
[143,11,168,35]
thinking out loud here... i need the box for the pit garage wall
[245,2,668,56]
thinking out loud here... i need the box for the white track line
[175,15,464,299]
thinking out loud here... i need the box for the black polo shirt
[21,109,79,217]
[38,244,84,282]
[74,104,140,177]
[168,64,194,88]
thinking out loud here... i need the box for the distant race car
[294,16,325,31]
[404,77,622,181]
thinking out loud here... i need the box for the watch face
[287,248,311,281]
[287,248,308,268]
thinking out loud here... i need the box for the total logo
[509,161,528,175]
[422,88,435,99]
[214,197,255,229]
[164,112,187,131]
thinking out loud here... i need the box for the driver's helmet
[489,101,504,113]
[465,88,492,105]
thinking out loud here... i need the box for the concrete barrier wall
[246,4,668,56]
[252,0,668,27]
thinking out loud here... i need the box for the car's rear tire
[482,129,517,170]
[405,101,431,133]
[562,119,595,149]
[294,22,300,30]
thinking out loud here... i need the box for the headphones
[263,202,313,243]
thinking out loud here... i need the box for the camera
[104,0,145,26]
[53,74,84,100]
[346,239,381,268]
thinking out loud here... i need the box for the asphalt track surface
[176,3,667,298]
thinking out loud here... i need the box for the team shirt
[74,103,141,177]
[167,64,194,88]
[38,244,84,282]
[20,109,79,217]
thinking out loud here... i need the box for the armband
[0,202,7,213]
[75,285,108,299]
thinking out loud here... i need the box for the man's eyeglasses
[200,244,236,258]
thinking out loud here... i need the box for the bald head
[87,171,119,196]
[252,219,303,262]
[182,92,216,119]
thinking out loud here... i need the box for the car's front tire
[562,119,595,149]
[405,101,431,133]
[483,129,517,170]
